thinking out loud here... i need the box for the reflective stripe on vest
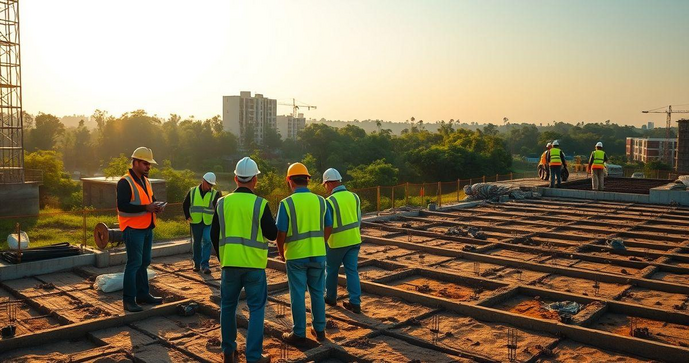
[592,150,606,169]
[117,172,156,229]
[550,148,562,165]
[190,186,216,225]
[217,193,269,268]
[282,193,327,260]
[327,190,362,249]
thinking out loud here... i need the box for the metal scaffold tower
[0,0,23,184]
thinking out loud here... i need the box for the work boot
[203,267,212,275]
[343,301,361,314]
[123,300,143,312]
[248,354,271,363]
[281,332,307,346]
[324,297,337,307]
[222,350,239,363]
[311,327,326,342]
[192,265,200,272]
[136,294,163,305]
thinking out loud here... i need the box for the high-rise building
[626,137,677,165]
[276,113,306,140]
[676,119,689,173]
[647,121,654,130]
[222,91,277,145]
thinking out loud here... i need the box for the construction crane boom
[641,105,689,167]
[278,98,317,118]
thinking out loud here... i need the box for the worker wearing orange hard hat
[275,162,332,345]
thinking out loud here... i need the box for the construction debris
[463,183,527,202]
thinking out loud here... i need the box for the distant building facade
[626,137,677,165]
[677,119,689,173]
[276,113,306,140]
[222,91,277,145]
[82,177,167,210]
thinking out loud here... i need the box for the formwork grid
[0,0,23,184]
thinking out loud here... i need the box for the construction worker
[211,157,276,363]
[322,168,362,314]
[588,141,608,191]
[275,163,332,345]
[183,172,221,274]
[538,142,552,181]
[117,147,164,312]
[546,140,567,188]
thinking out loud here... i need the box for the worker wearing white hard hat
[211,156,276,363]
[117,147,164,312]
[183,171,222,274]
[538,143,553,181]
[546,140,567,188]
[322,168,363,314]
[588,142,608,191]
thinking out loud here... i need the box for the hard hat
[322,168,342,184]
[286,162,310,179]
[131,147,157,164]
[552,140,560,146]
[202,172,217,185]
[546,142,552,148]
[234,157,261,178]
[595,142,603,148]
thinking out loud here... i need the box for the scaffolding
[0,0,23,184]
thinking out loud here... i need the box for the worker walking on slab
[322,168,363,314]
[588,142,608,191]
[546,140,567,188]
[117,147,164,312]
[183,172,222,274]
[276,162,332,345]
[538,142,552,181]
[211,157,276,363]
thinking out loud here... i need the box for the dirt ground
[390,276,495,303]
[593,313,689,348]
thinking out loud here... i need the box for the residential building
[626,137,677,165]
[276,113,306,140]
[222,91,277,145]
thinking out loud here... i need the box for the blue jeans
[549,165,562,188]
[191,223,212,269]
[325,244,361,305]
[123,227,153,302]
[220,268,267,361]
[286,259,326,337]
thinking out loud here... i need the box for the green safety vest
[217,193,269,269]
[550,148,562,165]
[281,192,327,260]
[189,186,217,225]
[327,190,361,249]
[591,150,606,169]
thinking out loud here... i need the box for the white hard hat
[552,140,560,146]
[202,172,216,185]
[234,157,261,178]
[546,142,552,148]
[322,168,343,184]
[595,142,603,148]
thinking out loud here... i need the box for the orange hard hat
[286,162,311,180]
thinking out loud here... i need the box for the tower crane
[279,98,317,118]
[642,105,689,165]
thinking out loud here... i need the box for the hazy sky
[21,0,689,126]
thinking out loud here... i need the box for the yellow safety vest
[281,192,327,260]
[591,150,606,169]
[549,148,562,166]
[217,193,269,269]
[326,190,361,249]
[189,186,217,225]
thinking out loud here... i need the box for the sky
[20,0,689,126]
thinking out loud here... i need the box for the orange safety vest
[539,150,548,165]
[117,171,156,230]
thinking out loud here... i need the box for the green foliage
[347,159,399,188]
[644,160,672,174]
[24,150,80,209]
[26,113,65,151]
[103,154,130,178]
[149,160,197,202]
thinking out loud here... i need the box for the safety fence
[1,169,683,250]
